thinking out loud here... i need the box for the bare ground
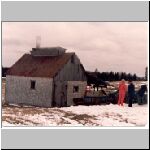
[2,105,99,126]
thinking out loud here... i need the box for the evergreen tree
[127,73,132,80]
[133,74,137,81]
[145,67,148,81]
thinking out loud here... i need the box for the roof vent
[30,47,67,56]
[36,36,41,49]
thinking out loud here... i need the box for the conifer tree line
[96,71,138,81]
[86,68,147,82]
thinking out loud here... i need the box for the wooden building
[6,47,87,107]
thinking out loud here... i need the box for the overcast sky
[2,22,148,77]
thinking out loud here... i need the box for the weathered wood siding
[52,81,68,107]
[67,81,87,106]
[53,55,87,106]
[54,55,86,81]
[6,75,53,107]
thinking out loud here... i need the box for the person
[118,79,127,106]
[137,84,147,105]
[127,80,135,107]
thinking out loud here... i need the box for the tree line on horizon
[86,69,146,82]
[96,71,138,81]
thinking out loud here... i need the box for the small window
[31,80,36,89]
[73,86,79,93]
[65,85,68,89]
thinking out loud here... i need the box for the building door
[60,83,67,107]
[60,92,65,107]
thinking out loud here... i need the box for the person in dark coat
[128,80,135,107]
[137,84,147,105]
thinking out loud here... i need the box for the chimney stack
[36,36,41,49]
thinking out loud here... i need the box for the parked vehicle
[73,85,148,106]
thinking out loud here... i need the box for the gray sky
[2,22,148,77]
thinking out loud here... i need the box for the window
[73,86,79,93]
[31,80,36,89]
[65,85,68,89]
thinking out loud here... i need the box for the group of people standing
[118,79,147,107]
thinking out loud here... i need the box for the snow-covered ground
[2,79,148,127]
[2,104,148,127]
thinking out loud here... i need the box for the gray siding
[6,75,53,107]
[53,81,68,107]
[53,55,87,106]
[67,81,87,106]
[54,55,86,81]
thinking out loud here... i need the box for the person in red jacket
[118,79,127,106]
